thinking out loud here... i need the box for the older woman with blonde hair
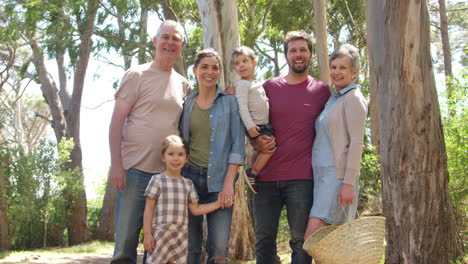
[304,44,368,245]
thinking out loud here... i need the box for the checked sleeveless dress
[144,173,198,264]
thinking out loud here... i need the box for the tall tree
[437,0,452,79]
[3,0,101,244]
[313,0,330,84]
[365,0,380,151]
[366,0,462,262]
[433,0,455,117]
[0,157,9,250]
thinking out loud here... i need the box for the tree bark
[218,1,240,87]
[437,0,452,79]
[0,159,10,250]
[96,179,115,241]
[437,0,454,116]
[313,0,330,84]
[197,0,240,88]
[138,0,149,65]
[30,41,67,142]
[64,0,100,245]
[366,0,462,263]
[365,0,380,151]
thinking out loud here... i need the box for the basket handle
[332,205,351,225]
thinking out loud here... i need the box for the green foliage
[1,138,74,250]
[327,0,366,49]
[277,207,291,253]
[87,176,107,239]
[440,71,468,211]
[358,141,382,213]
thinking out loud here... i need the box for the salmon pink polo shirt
[258,76,330,182]
[115,62,190,174]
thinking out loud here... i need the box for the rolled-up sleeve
[228,96,246,165]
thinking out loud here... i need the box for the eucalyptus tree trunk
[437,0,454,116]
[365,0,380,151]
[366,0,462,263]
[0,162,10,250]
[138,0,149,65]
[313,0,330,84]
[28,0,100,245]
[197,0,240,88]
[96,181,115,241]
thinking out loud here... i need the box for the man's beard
[290,61,309,73]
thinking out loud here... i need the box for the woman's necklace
[196,93,215,110]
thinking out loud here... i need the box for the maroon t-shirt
[258,76,330,181]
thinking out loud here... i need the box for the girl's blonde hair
[161,135,189,156]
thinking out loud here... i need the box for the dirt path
[0,252,144,264]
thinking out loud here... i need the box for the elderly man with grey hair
[109,20,190,264]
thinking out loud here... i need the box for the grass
[0,240,293,263]
[0,241,114,260]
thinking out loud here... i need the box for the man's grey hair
[329,44,360,72]
[156,20,184,40]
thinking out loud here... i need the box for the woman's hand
[219,183,235,209]
[338,184,354,205]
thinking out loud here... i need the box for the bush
[1,138,73,250]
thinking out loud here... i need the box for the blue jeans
[253,180,314,264]
[111,168,153,264]
[182,164,233,264]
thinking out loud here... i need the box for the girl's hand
[219,183,235,209]
[338,184,354,205]
[144,235,155,254]
[248,126,260,138]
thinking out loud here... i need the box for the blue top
[312,84,358,168]
[179,85,246,192]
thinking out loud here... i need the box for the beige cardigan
[328,87,368,185]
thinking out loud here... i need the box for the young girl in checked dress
[143,135,221,264]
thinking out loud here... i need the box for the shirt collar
[336,84,359,97]
[192,84,226,98]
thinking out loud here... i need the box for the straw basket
[303,217,386,264]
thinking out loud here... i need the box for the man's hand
[250,135,276,152]
[109,165,126,190]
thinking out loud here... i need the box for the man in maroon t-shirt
[252,30,331,264]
